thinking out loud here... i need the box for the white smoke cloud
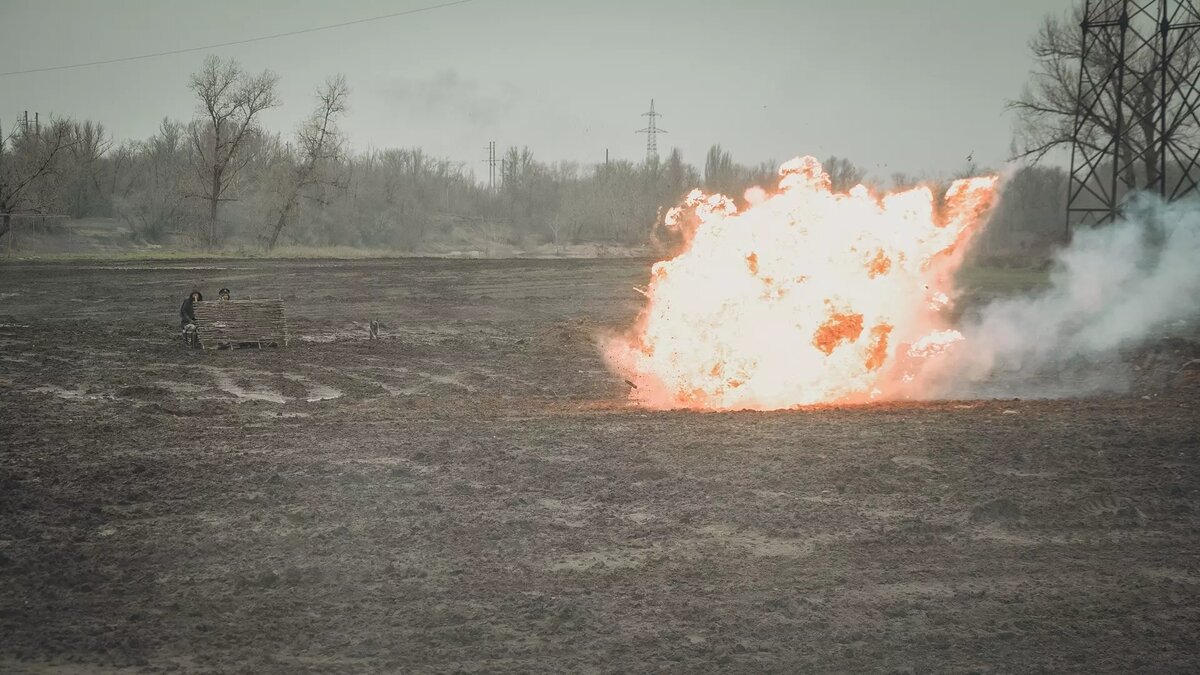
[925,194,1200,398]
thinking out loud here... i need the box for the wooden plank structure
[192,299,288,350]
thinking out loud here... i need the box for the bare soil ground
[1,258,1198,673]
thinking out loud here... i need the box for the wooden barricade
[192,299,288,350]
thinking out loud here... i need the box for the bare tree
[115,118,192,242]
[1009,3,1200,189]
[0,118,75,241]
[822,155,867,192]
[187,55,279,249]
[62,120,112,218]
[263,75,348,251]
[704,144,735,195]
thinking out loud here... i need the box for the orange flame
[604,156,998,410]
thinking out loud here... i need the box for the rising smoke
[924,194,1200,398]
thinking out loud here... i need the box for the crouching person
[180,290,202,347]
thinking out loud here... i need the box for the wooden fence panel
[193,299,288,350]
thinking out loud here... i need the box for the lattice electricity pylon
[1066,0,1200,232]
[636,99,667,164]
[482,141,498,193]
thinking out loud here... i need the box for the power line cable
[0,0,477,78]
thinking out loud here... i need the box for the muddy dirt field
[1,258,1198,673]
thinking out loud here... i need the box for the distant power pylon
[636,99,667,164]
[1065,0,1200,233]
[18,110,36,136]
[483,141,499,193]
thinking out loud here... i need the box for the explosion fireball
[604,156,998,410]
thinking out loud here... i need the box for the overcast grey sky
[0,0,1074,180]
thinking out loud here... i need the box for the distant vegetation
[1,54,1072,262]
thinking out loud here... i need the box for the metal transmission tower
[482,141,499,193]
[636,99,667,164]
[1066,0,1200,232]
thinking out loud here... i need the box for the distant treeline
[0,58,1072,260]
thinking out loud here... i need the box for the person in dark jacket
[180,290,202,346]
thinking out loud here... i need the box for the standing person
[180,290,203,346]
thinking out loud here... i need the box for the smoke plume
[922,194,1200,398]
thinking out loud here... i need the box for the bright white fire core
[604,156,998,410]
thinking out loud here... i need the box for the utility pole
[482,141,499,193]
[636,99,667,165]
[17,111,42,137]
